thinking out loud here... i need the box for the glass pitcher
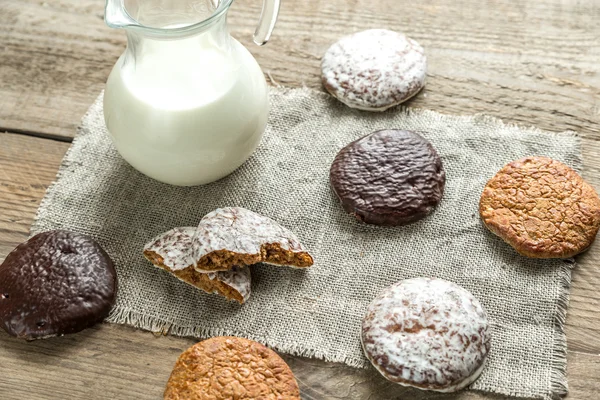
[103,0,279,186]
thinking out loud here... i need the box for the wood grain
[0,0,599,139]
[1,320,596,400]
[1,0,600,398]
[3,322,598,400]
[0,133,68,255]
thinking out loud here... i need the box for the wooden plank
[2,323,599,400]
[0,0,599,140]
[0,132,68,256]
[1,130,600,398]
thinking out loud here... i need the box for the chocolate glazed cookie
[0,230,117,340]
[330,130,445,226]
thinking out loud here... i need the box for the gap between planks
[1,127,74,143]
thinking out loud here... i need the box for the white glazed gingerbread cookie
[361,277,491,392]
[144,227,251,304]
[143,207,315,303]
[192,207,314,272]
[321,29,426,111]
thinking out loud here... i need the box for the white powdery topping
[321,29,427,111]
[145,227,196,271]
[207,266,251,303]
[193,207,307,269]
[361,277,491,392]
[144,227,251,302]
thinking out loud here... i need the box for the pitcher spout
[105,0,138,29]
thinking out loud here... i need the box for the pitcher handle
[253,0,280,46]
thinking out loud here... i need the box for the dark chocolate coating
[0,230,117,340]
[330,130,445,226]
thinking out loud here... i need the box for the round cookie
[164,336,300,400]
[330,129,445,226]
[321,29,426,111]
[361,278,491,392]
[479,156,600,258]
[0,230,117,340]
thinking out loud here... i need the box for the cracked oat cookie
[164,336,300,400]
[193,207,313,272]
[144,227,251,304]
[321,29,426,111]
[479,156,600,258]
[0,230,117,340]
[330,129,445,226]
[361,278,491,392]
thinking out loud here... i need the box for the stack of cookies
[143,207,314,304]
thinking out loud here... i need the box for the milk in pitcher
[103,0,276,186]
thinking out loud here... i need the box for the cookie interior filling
[144,251,244,304]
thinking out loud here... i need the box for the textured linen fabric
[32,87,579,399]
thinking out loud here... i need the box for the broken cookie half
[143,207,314,303]
[193,207,314,272]
[144,227,251,304]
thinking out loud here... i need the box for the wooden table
[1,1,599,398]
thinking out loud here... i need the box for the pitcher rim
[106,0,234,36]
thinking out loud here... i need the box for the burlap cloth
[32,87,580,399]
